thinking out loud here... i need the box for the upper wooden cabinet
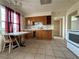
[25,16,51,25]
[46,16,51,25]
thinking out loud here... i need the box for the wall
[0,0,25,16]
[51,5,79,38]
[65,1,79,39]
[0,35,3,52]
[54,20,60,36]
[52,1,79,39]
[20,16,25,31]
[66,1,79,16]
[62,16,66,39]
[26,11,51,17]
[66,1,79,30]
[51,12,66,39]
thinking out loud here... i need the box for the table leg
[15,37,20,47]
[19,35,25,47]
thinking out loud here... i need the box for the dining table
[4,32,31,47]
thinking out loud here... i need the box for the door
[54,20,61,36]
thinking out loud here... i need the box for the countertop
[23,28,53,31]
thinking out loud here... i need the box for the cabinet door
[36,30,52,40]
[36,30,43,39]
[43,30,52,39]
[47,30,52,39]
[47,16,51,25]
[24,33,33,39]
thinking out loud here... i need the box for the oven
[66,31,79,57]
[68,33,79,48]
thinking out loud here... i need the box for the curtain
[10,10,14,33]
[5,7,20,33]
[16,12,20,32]
[5,7,9,33]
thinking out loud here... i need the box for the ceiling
[21,0,79,15]
[1,0,79,16]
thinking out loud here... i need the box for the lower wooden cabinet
[23,30,52,40]
[23,32,33,40]
[36,30,52,40]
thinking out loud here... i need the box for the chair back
[0,32,12,42]
[0,32,5,41]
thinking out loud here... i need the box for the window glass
[0,22,5,33]
[0,5,20,33]
[1,6,6,22]
[13,24,19,32]
[0,5,6,33]
[14,12,17,23]
[1,22,5,29]
[10,11,14,22]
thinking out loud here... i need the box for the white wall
[51,1,79,39]
[0,35,3,52]
[0,0,25,16]
[65,1,79,39]
[66,1,79,15]
[26,11,51,17]
[51,11,66,39]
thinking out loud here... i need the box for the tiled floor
[0,37,79,59]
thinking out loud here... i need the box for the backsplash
[24,25,54,30]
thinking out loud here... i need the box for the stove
[67,31,79,57]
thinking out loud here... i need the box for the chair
[1,33,20,53]
[2,34,14,53]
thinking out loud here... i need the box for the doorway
[54,19,63,37]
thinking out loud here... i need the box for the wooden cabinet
[24,15,52,40]
[36,30,43,39]
[22,30,33,40]
[25,16,51,25]
[47,16,51,25]
[23,30,52,40]
[25,16,47,25]
[23,33,33,39]
[36,30,52,40]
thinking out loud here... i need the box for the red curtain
[5,7,9,33]
[10,11,14,32]
[16,12,21,32]
[5,7,20,33]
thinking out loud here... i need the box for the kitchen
[23,16,53,40]
[0,0,79,59]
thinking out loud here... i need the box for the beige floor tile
[35,54,45,59]
[28,48,38,54]
[0,56,11,59]
[24,53,35,59]
[64,52,78,59]
[0,52,9,57]
[45,49,54,56]
[52,47,62,51]
[0,37,78,59]
[55,57,66,59]
[37,48,46,54]
[45,55,55,59]
[39,45,46,49]
[10,51,26,59]
[54,50,65,58]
